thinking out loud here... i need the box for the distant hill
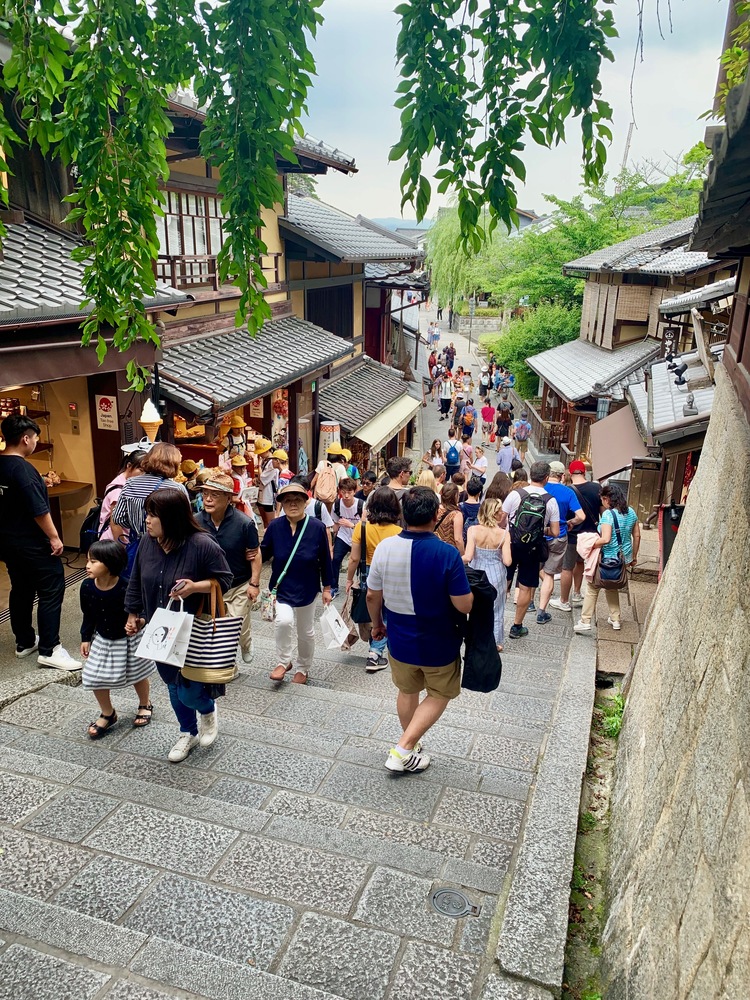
[371,218,433,232]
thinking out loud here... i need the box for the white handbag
[320,604,351,650]
[135,598,193,668]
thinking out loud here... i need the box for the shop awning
[355,393,421,452]
[319,356,412,432]
[159,315,351,420]
[590,404,649,481]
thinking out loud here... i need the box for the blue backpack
[446,442,460,466]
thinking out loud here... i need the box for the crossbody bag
[594,510,628,590]
[350,523,371,624]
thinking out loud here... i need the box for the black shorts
[440,397,451,414]
[258,502,275,513]
[508,541,544,589]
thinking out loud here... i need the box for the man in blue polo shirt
[367,486,473,773]
[535,461,584,624]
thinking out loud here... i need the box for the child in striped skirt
[80,540,155,739]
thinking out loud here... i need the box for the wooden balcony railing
[523,397,567,454]
[155,252,284,294]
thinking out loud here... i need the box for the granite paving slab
[0,826,90,899]
[213,834,369,914]
[389,941,481,1000]
[0,744,86,784]
[21,787,117,842]
[342,806,471,857]
[122,873,295,969]
[0,944,110,1000]
[215,739,333,793]
[82,803,239,876]
[0,887,147,965]
[353,868,457,946]
[52,856,159,923]
[318,760,442,820]
[277,912,400,1000]
[0,770,59,824]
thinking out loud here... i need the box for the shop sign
[249,399,264,418]
[95,394,119,431]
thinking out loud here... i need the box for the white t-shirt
[258,459,278,504]
[332,496,363,547]
[472,455,488,476]
[503,484,560,528]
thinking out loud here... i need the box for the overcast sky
[302,0,729,221]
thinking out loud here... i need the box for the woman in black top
[261,481,334,685]
[125,489,232,763]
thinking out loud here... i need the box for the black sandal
[87,710,117,740]
[133,704,153,728]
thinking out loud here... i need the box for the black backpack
[509,489,550,549]
[79,483,120,553]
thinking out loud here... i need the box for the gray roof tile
[0,216,188,325]
[319,357,411,433]
[647,347,722,437]
[281,196,424,263]
[159,316,351,418]
[563,217,718,275]
[659,276,736,314]
[527,337,661,402]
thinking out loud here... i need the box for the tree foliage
[390,0,616,250]
[0,0,322,387]
[480,303,582,397]
[427,145,711,311]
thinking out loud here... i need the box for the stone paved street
[0,316,593,1000]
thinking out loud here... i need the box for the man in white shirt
[330,478,365,597]
[503,461,560,638]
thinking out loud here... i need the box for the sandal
[87,710,117,740]
[269,663,292,683]
[133,704,153,728]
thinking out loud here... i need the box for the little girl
[80,540,156,739]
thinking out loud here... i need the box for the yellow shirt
[351,521,402,565]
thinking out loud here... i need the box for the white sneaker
[240,640,254,664]
[16,641,39,658]
[168,732,200,762]
[198,708,218,747]
[573,620,592,634]
[607,617,622,631]
[549,598,572,613]
[385,747,431,773]
[571,592,584,606]
[37,645,82,671]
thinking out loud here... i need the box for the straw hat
[231,454,248,467]
[229,413,247,429]
[253,437,273,455]
[326,441,344,456]
[272,449,288,462]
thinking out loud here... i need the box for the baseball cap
[569,460,586,475]
[549,461,566,475]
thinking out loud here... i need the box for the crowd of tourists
[0,360,640,774]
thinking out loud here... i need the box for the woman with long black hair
[124,489,232,763]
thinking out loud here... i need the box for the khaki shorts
[389,655,461,700]
[542,536,568,575]
[517,439,529,455]
[562,540,581,571]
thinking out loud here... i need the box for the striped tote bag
[181,580,242,684]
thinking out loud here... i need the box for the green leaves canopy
[391,0,616,249]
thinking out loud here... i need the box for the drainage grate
[430,888,481,918]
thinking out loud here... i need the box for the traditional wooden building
[523,218,737,464]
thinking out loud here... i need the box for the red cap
[569,460,586,474]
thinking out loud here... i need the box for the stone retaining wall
[602,365,750,999]
[457,316,503,335]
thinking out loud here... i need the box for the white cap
[121,436,153,455]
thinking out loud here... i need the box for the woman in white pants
[259,482,334,685]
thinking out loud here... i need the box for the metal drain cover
[430,888,481,918]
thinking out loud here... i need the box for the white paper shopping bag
[320,604,350,650]
[136,599,194,668]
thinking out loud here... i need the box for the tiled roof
[291,135,356,173]
[659,276,736,314]
[563,217,718,275]
[318,357,411,433]
[526,337,661,403]
[160,316,350,418]
[0,216,188,325]
[280,196,424,263]
[647,347,722,440]
[365,261,430,290]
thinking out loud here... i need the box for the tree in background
[428,144,711,312]
[287,173,319,199]
[482,304,582,398]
